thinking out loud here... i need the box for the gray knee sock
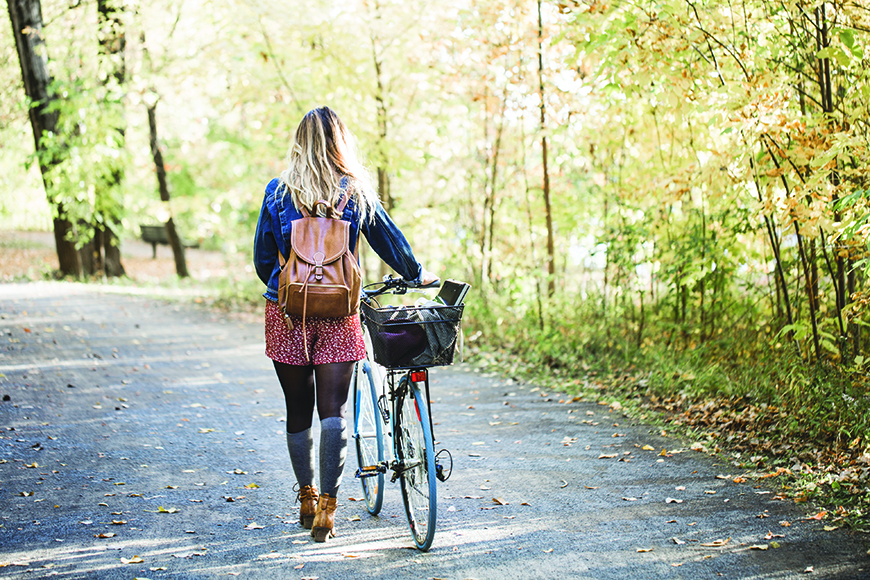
[286,429,315,489]
[319,416,347,497]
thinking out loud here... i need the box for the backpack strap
[277,248,295,333]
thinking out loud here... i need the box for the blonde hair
[278,106,378,221]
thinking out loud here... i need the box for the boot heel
[301,515,315,529]
[310,493,338,542]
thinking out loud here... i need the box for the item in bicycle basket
[362,301,464,368]
[435,279,471,306]
[378,317,427,368]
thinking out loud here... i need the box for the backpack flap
[290,216,350,267]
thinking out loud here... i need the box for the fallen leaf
[622,497,638,501]
[120,556,144,564]
[804,566,814,573]
[700,537,731,547]
[342,553,360,558]
[543,548,553,553]
[672,537,685,545]
[95,533,116,538]
[493,497,508,506]
[637,548,653,553]
[559,480,568,488]
[584,486,599,490]
[665,498,683,504]
[823,525,838,531]
[810,511,827,520]
[641,445,655,451]
[599,454,617,459]
[156,506,179,514]
[347,515,361,522]
[749,544,769,551]
[244,483,260,489]
[244,522,264,530]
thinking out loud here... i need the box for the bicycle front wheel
[395,377,437,551]
[353,359,384,515]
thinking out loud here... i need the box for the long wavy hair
[278,106,378,221]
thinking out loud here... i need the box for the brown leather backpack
[277,196,361,339]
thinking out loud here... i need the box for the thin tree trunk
[537,0,555,298]
[8,0,81,277]
[147,101,188,278]
[370,19,392,280]
[97,0,126,278]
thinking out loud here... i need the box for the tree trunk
[147,101,189,278]
[537,0,555,298]
[8,0,81,277]
[371,24,392,279]
[97,0,126,277]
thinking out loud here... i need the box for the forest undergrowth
[463,289,870,531]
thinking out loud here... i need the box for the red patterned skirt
[264,299,366,366]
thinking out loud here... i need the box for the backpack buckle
[314,252,325,280]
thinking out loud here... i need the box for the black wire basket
[361,300,464,369]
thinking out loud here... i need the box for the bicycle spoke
[396,380,437,551]
[353,360,384,515]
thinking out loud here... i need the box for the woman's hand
[420,268,440,286]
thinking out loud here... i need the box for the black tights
[272,360,355,434]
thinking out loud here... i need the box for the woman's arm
[253,190,278,286]
[359,201,424,282]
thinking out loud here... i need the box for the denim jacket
[253,177,423,302]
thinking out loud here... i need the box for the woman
[253,106,436,542]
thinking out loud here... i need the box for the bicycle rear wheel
[353,359,384,515]
[395,376,437,551]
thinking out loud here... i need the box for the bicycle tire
[395,376,437,551]
[353,359,384,515]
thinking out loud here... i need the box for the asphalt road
[1,282,868,579]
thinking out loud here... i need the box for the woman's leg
[273,361,316,487]
[314,361,355,496]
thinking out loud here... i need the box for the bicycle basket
[361,301,464,369]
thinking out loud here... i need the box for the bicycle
[352,276,465,551]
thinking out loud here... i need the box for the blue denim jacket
[253,178,423,302]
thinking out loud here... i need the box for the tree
[93,0,127,278]
[147,96,189,278]
[7,0,81,277]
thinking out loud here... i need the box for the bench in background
[140,225,199,259]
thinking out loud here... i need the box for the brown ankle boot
[297,485,318,529]
[311,493,338,542]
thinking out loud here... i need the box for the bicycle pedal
[355,465,385,479]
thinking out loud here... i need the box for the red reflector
[410,370,427,383]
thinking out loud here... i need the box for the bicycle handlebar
[362,275,440,299]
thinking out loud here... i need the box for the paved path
[0,282,867,579]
